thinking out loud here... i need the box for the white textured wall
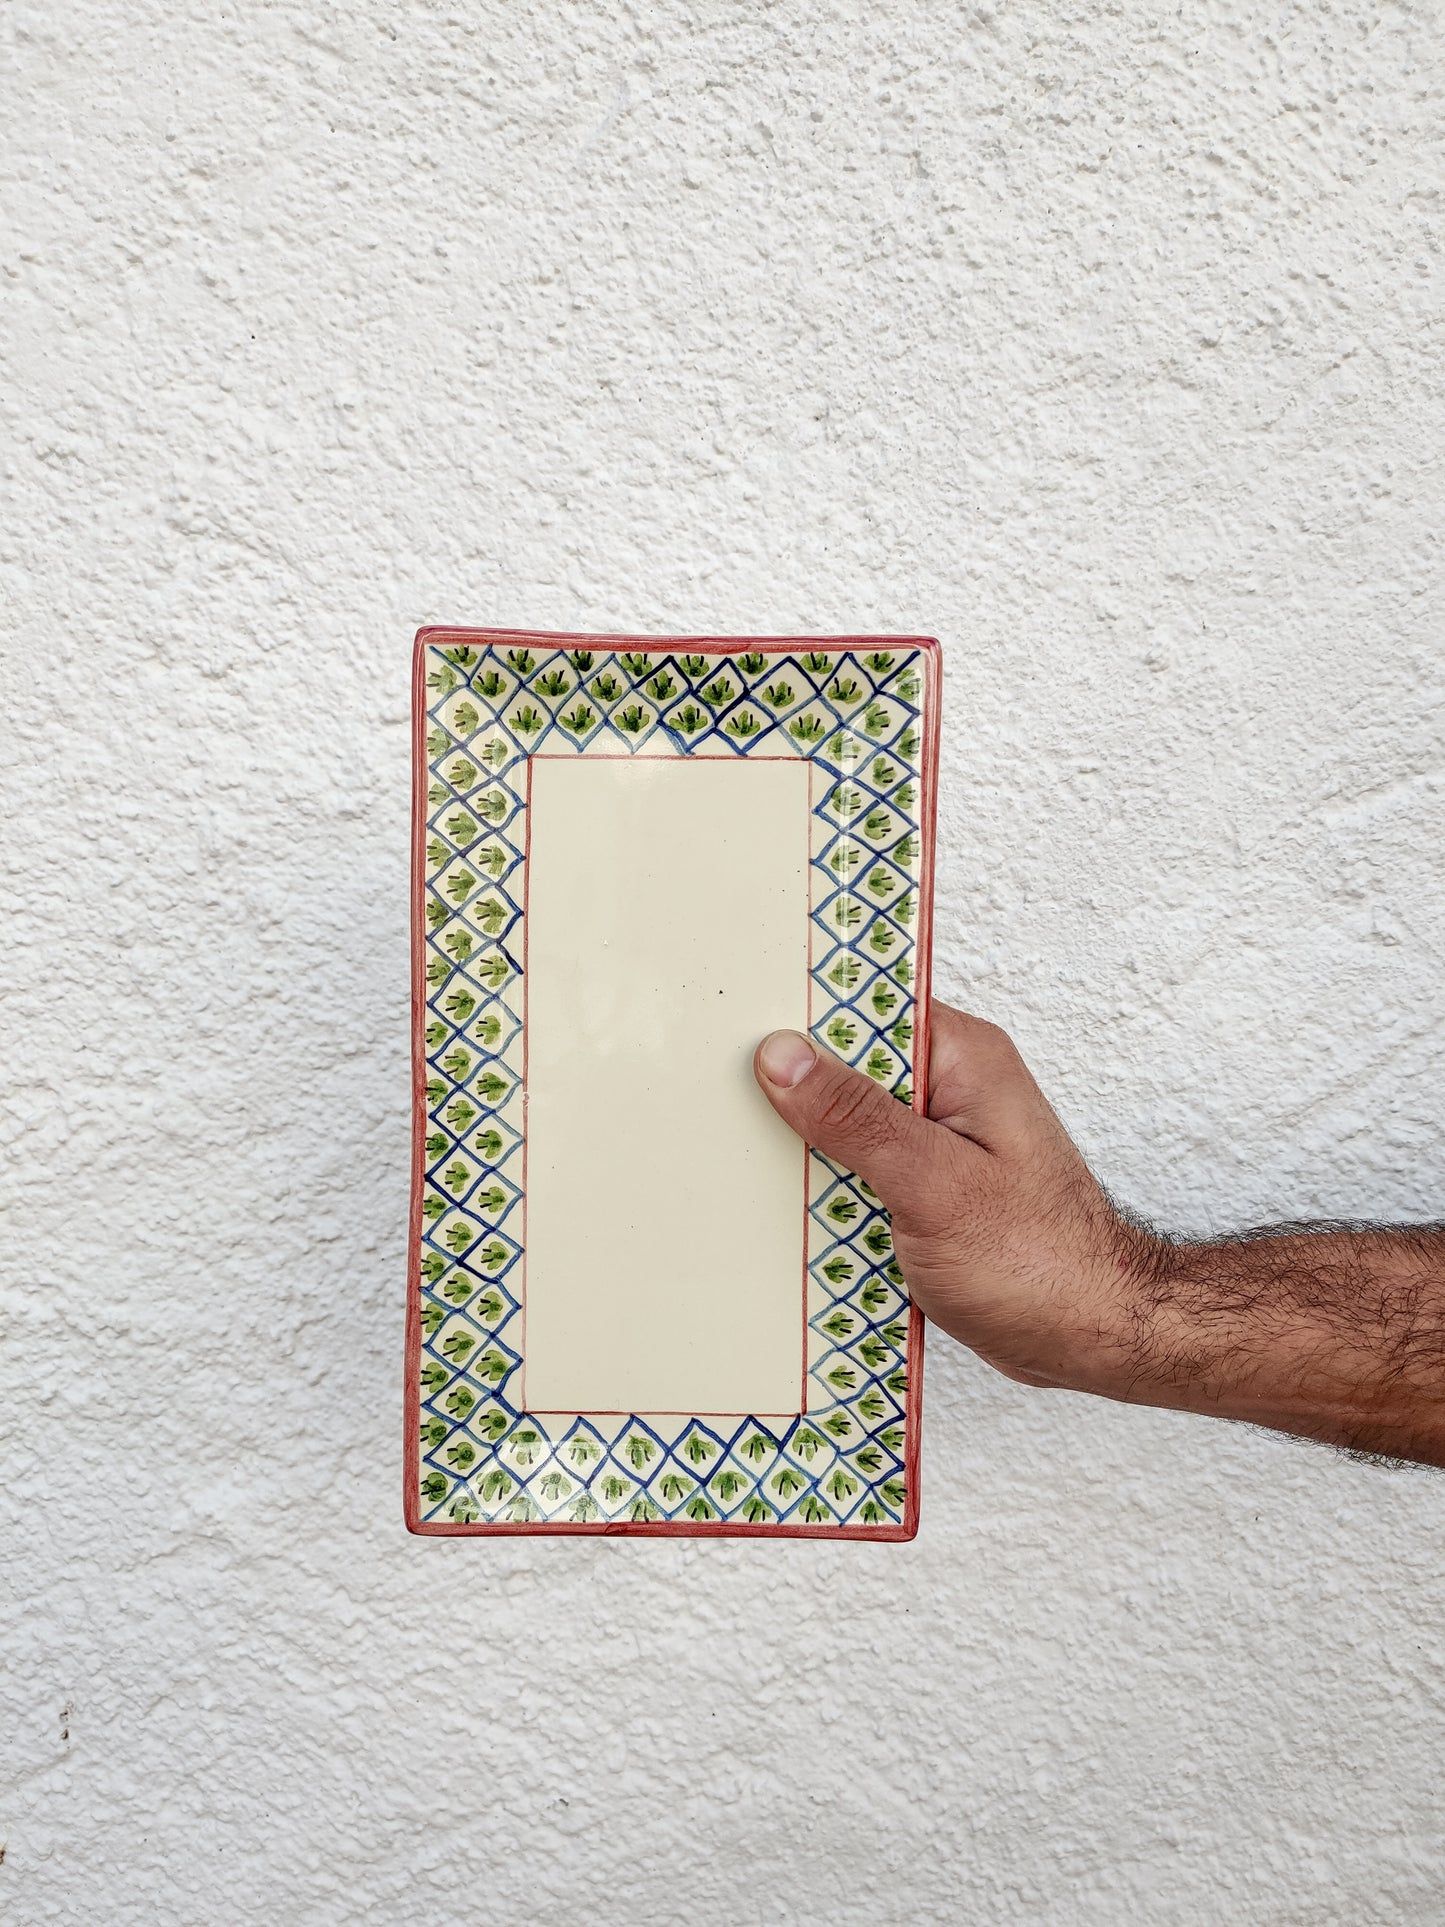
[4,4,1444,1921]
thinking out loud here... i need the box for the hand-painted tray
[407,629,940,1539]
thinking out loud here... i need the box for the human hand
[753,1002,1162,1402]
[755,1003,1445,1466]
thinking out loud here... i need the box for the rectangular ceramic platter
[407,629,940,1539]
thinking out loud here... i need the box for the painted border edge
[404,626,942,1543]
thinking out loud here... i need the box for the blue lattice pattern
[416,637,929,1530]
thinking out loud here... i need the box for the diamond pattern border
[409,631,938,1537]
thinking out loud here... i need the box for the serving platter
[407,628,940,1538]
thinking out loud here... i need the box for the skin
[755,1002,1445,1468]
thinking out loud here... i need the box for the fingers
[754,1029,957,1210]
[922,1001,1053,1154]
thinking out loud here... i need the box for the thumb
[753,1029,952,1212]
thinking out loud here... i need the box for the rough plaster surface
[3,3,1444,1921]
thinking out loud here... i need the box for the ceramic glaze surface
[524,756,810,1418]
[410,629,939,1536]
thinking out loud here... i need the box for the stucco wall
[4,4,1444,1921]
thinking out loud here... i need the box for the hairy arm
[754,1005,1445,1468]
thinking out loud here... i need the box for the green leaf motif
[538,1472,571,1500]
[685,1496,716,1521]
[626,1435,655,1470]
[711,1470,744,1502]
[792,1428,826,1461]
[446,1440,476,1471]
[478,1241,508,1272]
[790,713,827,743]
[761,681,793,710]
[739,651,766,675]
[601,1474,630,1501]
[449,757,478,789]
[871,981,898,1016]
[853,1445,884,1475]
[701,676,734,705]
[803,652,832,673]
[770,1467,804,1498]
[822,1411,853,1438]
[482,1469,513,1501]
[798,1495,829,1524]
[421,1472,447,1503]
[425,1131,447,1157]
[616,705,650,734]
[743,1496,773,1523]
[428,663,458,697]
[659,1473,691,1502]
[862,1222,893,1256]
[511,705,545,735]
[629,1495,660,1522]
[570,1494,600,1522]
[620,653,652,677]
[560,704,596,737]
[822,1311,854,1340]
[590,673,623,702]
[477,1348,511,1384]
[445,812,478,846]
[443,930,473,964]
[645,672,676,701]
[740,1433,774,1464]
[683,1434,717,1466]
[505,649,535,675]
[444,1386,475,1418]
[566,1435,602,1467]
[821,1256,854,1285]
[509,1427,541,1464]
[421,1303,444,1336]
[569,650,594,673]
[725,710,761,739]
[680,655,708,675]
[441,1329,474,1358]
[827,957,861,990]
[672,703,707,735]
[825,1017,857,1052]
[865,1047,896,1081]
[443,1224,474,1254]
[477,672,508,699]
[536,670,570,698]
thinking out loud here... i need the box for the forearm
[1123,1224,1445,1465]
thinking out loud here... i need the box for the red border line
[405,627,942,1543]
